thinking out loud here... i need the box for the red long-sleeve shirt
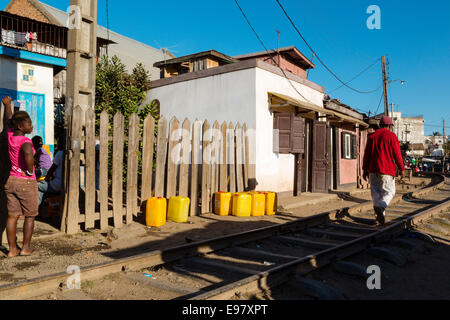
[363,128,405,177]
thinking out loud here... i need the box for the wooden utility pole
[444,119,446,156]
[382,56,389,116]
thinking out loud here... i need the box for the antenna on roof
[154,40,179,63]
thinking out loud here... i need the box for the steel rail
[0,174,446,300]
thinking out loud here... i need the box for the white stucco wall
[146,64,325,194]
[0,56,54,148]
[146,68,257,127]
[254,68,325,192]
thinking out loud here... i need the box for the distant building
[389,111,425,144]
[424,135,446,155]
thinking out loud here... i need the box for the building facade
[147,48,368,195]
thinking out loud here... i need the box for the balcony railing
[1,29,67,59]
[0,10,67,60]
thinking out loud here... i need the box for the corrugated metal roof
[38,1,169,80]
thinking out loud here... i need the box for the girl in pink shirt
[2,96,38,258]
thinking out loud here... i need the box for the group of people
[2,96,63,258]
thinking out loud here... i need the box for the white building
[146,49,366,195]
[389,111,425,156]
[424,135,447,156]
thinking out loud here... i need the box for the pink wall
[339,128,358,185]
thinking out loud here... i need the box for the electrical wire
[233,0,313,103]
[328,58,382,94]
[275,0,382,94]
[374,91,384,116]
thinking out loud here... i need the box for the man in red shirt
[363,116,405,225]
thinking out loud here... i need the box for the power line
[374,91,384,116]
[328,58,382,94]
[275,0,382,94]
[233,0,313,103]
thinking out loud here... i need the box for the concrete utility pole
[63,0,97,233]
[382,56,389,116]
[66,0,98,114]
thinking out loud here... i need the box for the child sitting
[32,136,52,179]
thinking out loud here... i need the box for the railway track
[1,174,449,300]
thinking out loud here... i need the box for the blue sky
[5,0,449,135]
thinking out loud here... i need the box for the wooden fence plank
[243,123,249,190]
[99,111,109,231]
[201,120,211,214]
[179,118,191,197]
[219,122,227,192]
[112,112,124,228]
[228,122,236,193]
[190,120,201,216]
[141,115,155,202]
[84,108,96,229]
[126,113,139,223]
[66,105,82,234]
[210,121,220,208]
[167,117,180,199]
[154,117,168,198]
[235,123,244,192]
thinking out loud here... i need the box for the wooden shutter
[291,115,305,154]
[341,132,346,159]
[274,113,292,154]
[351,134,357,159]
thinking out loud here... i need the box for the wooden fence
[63,106,252,234]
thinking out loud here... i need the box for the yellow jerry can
[146,197,167,227]
[168,197,190,223]
[251,192,266,217]
[264,192,277,216]
[232,193,252,217]
[214,192,232,216]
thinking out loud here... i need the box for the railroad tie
[327,223,375,234]
[366,247,407,267]
[405,231,436,245]
[272,235,337,250]
[332,261,368,280]
[391,238,427,254]
[183,257,259,276]
[292,275,346,300]
[303,228,360,242]
[227,246,298,262]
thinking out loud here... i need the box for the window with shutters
[341,132,357,160]
[273,113,305,154]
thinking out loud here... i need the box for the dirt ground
[0,176,432,300]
